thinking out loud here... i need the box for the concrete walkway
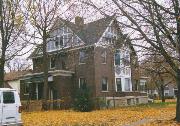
[123,118,153,126]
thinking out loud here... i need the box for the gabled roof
[30,16,115,58]
[61,16,114,45]
[52,16,115,45]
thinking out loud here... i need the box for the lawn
[22,101,178,126]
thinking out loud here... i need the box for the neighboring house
[148,83,177,98]
[20,16,148,108]
[4,70,32,94]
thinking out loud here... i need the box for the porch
[20,70,74,110]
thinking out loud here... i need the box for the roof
[61,16,114,45]
[30,16,115,58]
[5,70,33,81]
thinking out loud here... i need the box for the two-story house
[20,16,148,108]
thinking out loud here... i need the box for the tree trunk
[42,31,49,111]
[160,84,165,103]
[176,69,180,122]
[0,51,6,87]
[0,63,5,87]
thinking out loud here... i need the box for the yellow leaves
[22,105,176,126]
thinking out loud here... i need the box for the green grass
[136,101,176,108]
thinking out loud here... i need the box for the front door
[2,91,17,124]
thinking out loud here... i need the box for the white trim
[47,24,86,52]
[31,44,94,59]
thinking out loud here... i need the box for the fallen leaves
[22,104,176,126]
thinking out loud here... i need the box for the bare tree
[141,54,176,102]
[0,0,30,87]
[82,0,180,122]
[6,58,32,72]
[25,0,67,110]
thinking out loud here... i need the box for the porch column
[36,83,39,100]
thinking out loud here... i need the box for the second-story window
[79,51,86,64]
[50,57,55,69]
[101,50,107,64]
[115,50,121,65]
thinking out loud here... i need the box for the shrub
[73,85,94,112]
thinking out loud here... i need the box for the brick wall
[94,47,115,97]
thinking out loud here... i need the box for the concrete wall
[104,96,148,108]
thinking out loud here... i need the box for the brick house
[20,16,148,108]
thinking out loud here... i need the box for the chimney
[75,16,84,28]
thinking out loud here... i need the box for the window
[115,50,121,65]
[79,78,86,88]
[50,57,55,69]
[102,77,108,91]
[55,36,63,48]
[116,78,122,92]
[105,37,112,43]
[165,93,169,96]
[101,50,107,64]
[3,92,15,104]
[139,80,146,92]
[79,51,86,64]
[125,78,131,91]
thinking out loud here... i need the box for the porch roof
[20,70,74,84]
